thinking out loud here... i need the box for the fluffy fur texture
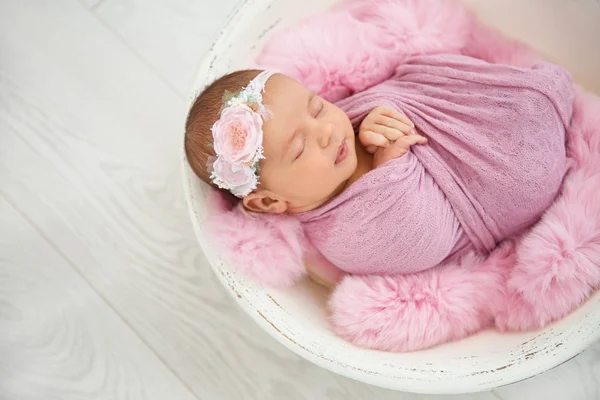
[206,191,307,288]
[329,242,514,351]
[496,90,600,331]
[259,0,471,103]
[204,0,600,351]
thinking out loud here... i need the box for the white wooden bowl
[183,0,600,394]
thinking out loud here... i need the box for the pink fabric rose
[211,157,257,196]
[212,104,264,165]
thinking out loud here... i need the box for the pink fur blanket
[206,0,600,351]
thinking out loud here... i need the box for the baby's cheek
[314,163,339,188]
[283,167,314,192]
[260,167,287,192]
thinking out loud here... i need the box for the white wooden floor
[1,1,599,399]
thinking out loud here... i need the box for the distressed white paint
[184,0,600,394]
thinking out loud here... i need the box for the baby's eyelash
[294,138,306,161]
[316,102,325,117]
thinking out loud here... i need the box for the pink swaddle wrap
[298,54,574,276]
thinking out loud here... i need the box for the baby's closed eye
[310,97,324,118]
[294,137,306,161]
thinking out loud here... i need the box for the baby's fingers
[396,134,428,147]
[381,108,415,128]
[365,145,378,154]
[359,130,389,149]
[376,117,415,139]
[373,134,427,167]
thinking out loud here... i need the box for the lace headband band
[208,70,276,197]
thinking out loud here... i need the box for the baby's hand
[373,134,428,167]
[359,106,427,167]
[359,106,418,154]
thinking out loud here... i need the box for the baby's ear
[243,190,288,214]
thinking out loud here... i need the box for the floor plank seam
[79,0,188,102]
[1,191,202,400]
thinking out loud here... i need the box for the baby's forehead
[264,75,311,123]
[265,74,309,104]
[261,75,308,156]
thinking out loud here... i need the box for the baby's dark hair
[185,69,262,184]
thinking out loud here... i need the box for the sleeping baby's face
[242,74,357,214]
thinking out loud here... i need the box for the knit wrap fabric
[298,54,574,275]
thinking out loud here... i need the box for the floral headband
[208,70,276,198]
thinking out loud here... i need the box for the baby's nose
[317,123,333,148]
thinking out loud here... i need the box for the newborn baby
[185,54,574,276]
